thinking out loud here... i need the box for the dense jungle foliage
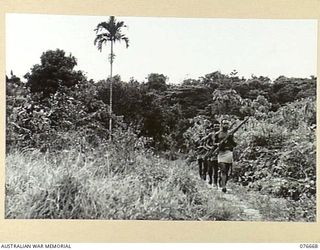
[6,49,316,221]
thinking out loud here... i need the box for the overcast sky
[6,13,317,84]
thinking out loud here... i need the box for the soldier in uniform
[215,119,237,193]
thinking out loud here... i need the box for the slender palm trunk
[109,40,113,141]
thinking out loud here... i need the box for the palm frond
[114,33,129,43]
[94,22,108,33]
[123,37,129,48]
[115,21,126,30]
[94,36,107,52]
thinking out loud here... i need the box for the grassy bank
[6,147,244,220]
[6,144,315,221]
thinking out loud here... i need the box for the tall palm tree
[94,16,129,141]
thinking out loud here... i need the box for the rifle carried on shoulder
[209,117,249,157]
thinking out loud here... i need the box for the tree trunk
[109,40,113,141]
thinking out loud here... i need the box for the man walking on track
[195,129,208,181]
[203,120,220,186]
[216,119,237,193]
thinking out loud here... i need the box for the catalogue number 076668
[300,244,319,249]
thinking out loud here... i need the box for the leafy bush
[233,98,316,202]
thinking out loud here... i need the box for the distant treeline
[6,49,316,152]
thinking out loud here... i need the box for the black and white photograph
[5,13,317,222]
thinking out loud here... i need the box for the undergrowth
[6,146,243,220]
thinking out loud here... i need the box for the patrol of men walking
[196,117,248,193]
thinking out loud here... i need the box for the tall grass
[6,145,244,220]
